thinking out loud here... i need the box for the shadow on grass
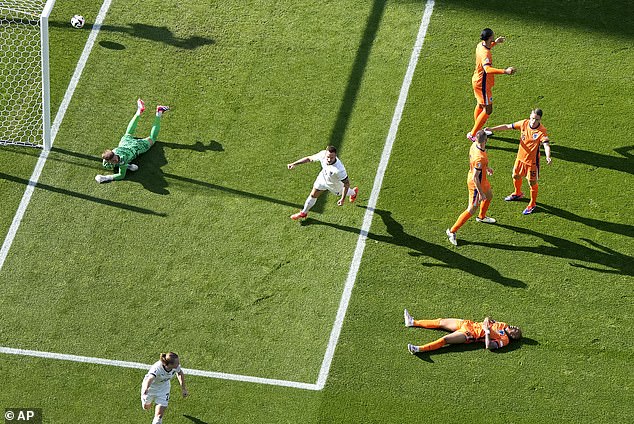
[488,135,634,176]
[52,144,301,208]
[312,0,387,214]
[183,415,208,424]
[0,172,166,216]
[538,202,634,239]
[302,208,526,288]
[463,223,634,276]
[441,0,633,39]
[412,336,539,363]
[50,21,215,50]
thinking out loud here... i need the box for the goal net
[0,0,56,149]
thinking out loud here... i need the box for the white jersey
[144,361,181,390]
[309,150,348,186]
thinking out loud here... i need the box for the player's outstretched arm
[287,157,311,169]
[485,123,513,132]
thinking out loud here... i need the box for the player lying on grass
[95,99,169,183]
[141,352,188,424]
[287,145,358,220]
[404,309,522,354]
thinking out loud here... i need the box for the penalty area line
[0,346,320,391]
[0,0,435,392]
[0,0,114,272]
[315,0,435,390]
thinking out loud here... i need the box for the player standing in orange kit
[467,28,516,142]
[485,108,552,215]
[404,310,522,353]
[446,130,495,247]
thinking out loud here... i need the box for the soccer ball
[70,15,85,29]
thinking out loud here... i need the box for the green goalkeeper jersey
[102,135,152,180]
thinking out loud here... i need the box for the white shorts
[313,174,344,196]
[141,386,170,408]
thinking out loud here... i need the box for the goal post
[0,0,56,150]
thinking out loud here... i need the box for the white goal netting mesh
[0,0,49,147]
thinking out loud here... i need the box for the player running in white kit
[287,145,358,220]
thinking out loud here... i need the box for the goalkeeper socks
[420,337,447,352]
[414,318,442,328]
[302,196,317,214]
[450,210,472,233]
[149,115,162,142]
[125,113,141,136]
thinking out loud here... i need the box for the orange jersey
[467,142,489,189]
[513,119,549,165]
[471,42,495,91]
[458,320,511,347]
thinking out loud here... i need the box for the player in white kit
[287,145,358,220]
[140,352,188,424]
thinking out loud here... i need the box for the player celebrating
[141,352,188,424]
[485,108,552,215]
[287,145,358,220]
[446,130,495,246]
[467,28,516,142]
[404,309,522,353]
[95,99,169,183]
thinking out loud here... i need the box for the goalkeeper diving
[95,99,169,183]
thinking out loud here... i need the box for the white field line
[0,0,114,272]
[0,347,320,391]
[315,0,435,390]
[0,0,435,392]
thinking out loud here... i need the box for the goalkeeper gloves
[95,174,114,183]
[127,164,139,171]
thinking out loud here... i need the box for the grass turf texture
[1,0,633,423]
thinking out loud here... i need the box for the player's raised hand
[287,163,295,170]
[494,36,506,44]
[505,67,516,75]
[486,167,494,176]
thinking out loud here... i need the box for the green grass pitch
[0,0,632,422]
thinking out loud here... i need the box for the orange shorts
[456,320,484,343]
[467,180,491,207]
[473,84,493,106]
[513,159,539,181]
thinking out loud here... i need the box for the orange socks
[478,199,491,219]
[470,110,490,135]
[450,210,472,233]
[420,338,447,352]
[513,178,523,195]
[413,318,442,328]
[529,184,539,208]
[473,105,483,122]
